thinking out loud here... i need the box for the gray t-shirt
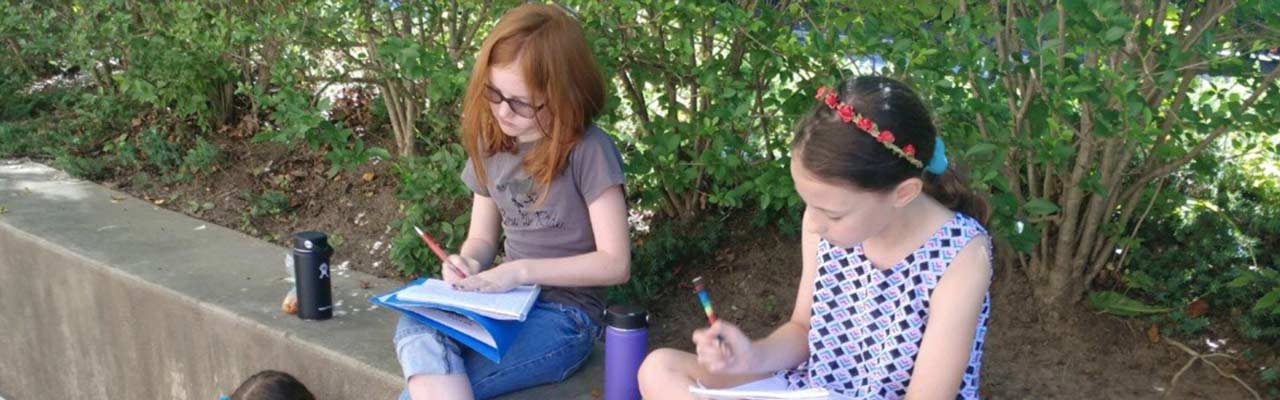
[461,126,626,324]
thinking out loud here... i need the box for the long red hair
[460,3,606,200]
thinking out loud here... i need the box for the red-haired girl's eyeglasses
[484,85,544,118]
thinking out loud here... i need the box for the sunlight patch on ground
[1,161,92,202]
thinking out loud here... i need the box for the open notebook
[395,278,539,321]
[371,278,540,363]
[689,378,832,400]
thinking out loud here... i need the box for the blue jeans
[394,301,601,400]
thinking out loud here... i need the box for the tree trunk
[1026,257,1086,314]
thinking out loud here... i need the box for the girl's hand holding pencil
[441,254,482,285]
[693,320,753,374]
[691,276,754,374]
[415,225,523,293]
[414,226,480,285]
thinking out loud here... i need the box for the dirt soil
[105,132,407,280]
[100,132,1267,399]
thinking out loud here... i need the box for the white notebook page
[395,279,539,320]
[689,377,831,400]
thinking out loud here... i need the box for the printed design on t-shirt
[496,177,562,229]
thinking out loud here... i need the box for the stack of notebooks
[371,278,540,363]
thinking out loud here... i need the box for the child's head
[461,3,605,191]
[228,370,315,400]
[791,76,988,245]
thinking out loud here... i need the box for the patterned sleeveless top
[783,213,990,399]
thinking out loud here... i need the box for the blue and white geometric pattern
[783,213,990,399]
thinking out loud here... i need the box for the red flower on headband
[903,144,916,157]
[836,104,854,123]
[856,117,874,132]
[815,86,829,100]
[824,93,839,109]
[876,130,895,143]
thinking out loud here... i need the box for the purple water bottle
[603,304,647,400]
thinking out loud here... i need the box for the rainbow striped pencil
[692,276,717,324]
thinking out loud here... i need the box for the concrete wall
[0,161,402,399]
[0,160,602,400]
[0,226,401,399]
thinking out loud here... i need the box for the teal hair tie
[925,137,948,175]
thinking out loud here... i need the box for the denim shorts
[394,301,601,400]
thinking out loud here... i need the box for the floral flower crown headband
[815,86,949,175]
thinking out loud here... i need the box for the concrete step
[0,160,602,399]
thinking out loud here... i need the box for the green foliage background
[3,0,1278,388]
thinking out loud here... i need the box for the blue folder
[370,278,527,363]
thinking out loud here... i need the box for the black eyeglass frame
[483,85,544,118]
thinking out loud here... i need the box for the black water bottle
[292,231,333,320]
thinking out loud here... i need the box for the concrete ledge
[0,160,601,399]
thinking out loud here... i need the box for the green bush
[182,136,223,175]
[0,120,61,157]
[389,144,471,277]
[0,2,68,120]
[248,190,291,218]
[1124,150,1280,340]
[607,217,727,309]
[137,128,185,172]
[2,91,136,177]
[52,154,109,181]
[254,86,390,178]
[1119,155,1280,395]
[576,1,806,225]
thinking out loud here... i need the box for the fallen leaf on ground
[1147,323,1160,343]
[362,172,375,182]
[110,195,126,203]
[1186,299,1209,318]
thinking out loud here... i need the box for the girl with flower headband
[393,4,630,400]
[639,76,992,399]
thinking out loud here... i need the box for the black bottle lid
[293,231,330,252]
[604,304,648,330]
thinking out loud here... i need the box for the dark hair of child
[229,370,316,400]
[792,75,990,224]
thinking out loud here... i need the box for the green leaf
[1103,27,1125,42]
[1227,273,1255,288]
[1254,288,1280,314]
[1087,291,1171,316]
[966,143,998,158]
[1024,198,1060,216]
[368,147,392,160]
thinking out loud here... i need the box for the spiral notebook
[371,278,540,363]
